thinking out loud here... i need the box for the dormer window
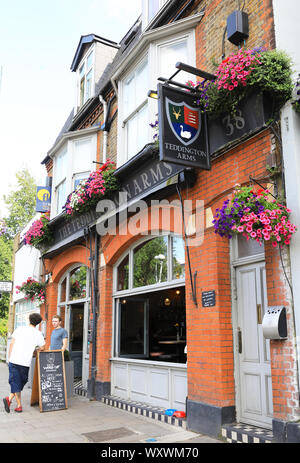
[78,50,94,107]
[142,0,169,29]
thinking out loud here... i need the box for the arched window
[115,235,185,294]
[58,265,89,305]
[113,235,186,364]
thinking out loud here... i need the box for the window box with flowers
[195,48,293,120]
[24,212,53,250]
[212,185,297,248]
[63,159,119,217]
[187,48,293,154]
[16,278,46,306]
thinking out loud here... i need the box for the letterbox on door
[262,306,287,340]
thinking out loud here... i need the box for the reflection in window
[117,254,129,291]
[172,236,185,280]
[69,267,87,301]
[133,237,168,287]
[120,299,147,356]
[60,278,66,303]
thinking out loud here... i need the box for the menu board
[31,350,67,412]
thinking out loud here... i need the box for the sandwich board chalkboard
[30,350,68,412]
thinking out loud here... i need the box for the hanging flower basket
[16,277,46,306]
[24,212,52,250]
[212,185,297,248]
[63,159,119,217]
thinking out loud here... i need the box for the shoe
[14,407,22,413]
[3,397,11,413]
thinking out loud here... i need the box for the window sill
[110,357,187,369]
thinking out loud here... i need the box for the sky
[0,0,141,217]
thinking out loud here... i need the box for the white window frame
[142,0,170,30]
[77,46,95,109]
[119,54,149,164]
[51,133,97,218]
[117,29,196,167]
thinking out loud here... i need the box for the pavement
[0,361,223,445]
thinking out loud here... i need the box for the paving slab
[0,361,222,445]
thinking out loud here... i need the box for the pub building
[37,0,300,443]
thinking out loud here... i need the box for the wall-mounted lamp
[148,90,158,99]
[121,299,127,305]
[164,298,171,307]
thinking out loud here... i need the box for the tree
[0,168,37,321]
[3,168,37,236]
[0,235,12,318]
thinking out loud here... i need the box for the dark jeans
[8,362,29,393]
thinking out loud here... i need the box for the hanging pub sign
[157,83,211,170]
[36,186,51,213]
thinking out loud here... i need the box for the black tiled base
[74,380,88,397]
[101,395,187,428]
[222,423,275,443]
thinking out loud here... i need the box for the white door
[236,261,273,428]
[82,301,90,389]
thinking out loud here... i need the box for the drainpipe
[99,94,108,163]
[89,228,99,399]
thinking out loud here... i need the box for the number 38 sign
[208,91,273,154]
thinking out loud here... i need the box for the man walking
[3,312,45,413]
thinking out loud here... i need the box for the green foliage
[0,318,8,337]
[247,49,293,111]
[3,168,37,236]
[0,236,12,318]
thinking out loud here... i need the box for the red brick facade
[38,0,299,439]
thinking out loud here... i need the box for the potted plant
[16,277,46,305]
[212,185,297,248]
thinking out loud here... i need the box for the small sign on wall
[202,290,216,307]
[36,186,51,212]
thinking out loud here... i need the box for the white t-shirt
[10,326,45,367]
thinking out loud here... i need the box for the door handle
[238,328,242,354]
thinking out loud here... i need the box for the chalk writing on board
[201,290,216,308]
[38,350,67,412]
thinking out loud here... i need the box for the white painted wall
[273,0,300,385]
[273,0,300,76]
[13,214,42,303]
